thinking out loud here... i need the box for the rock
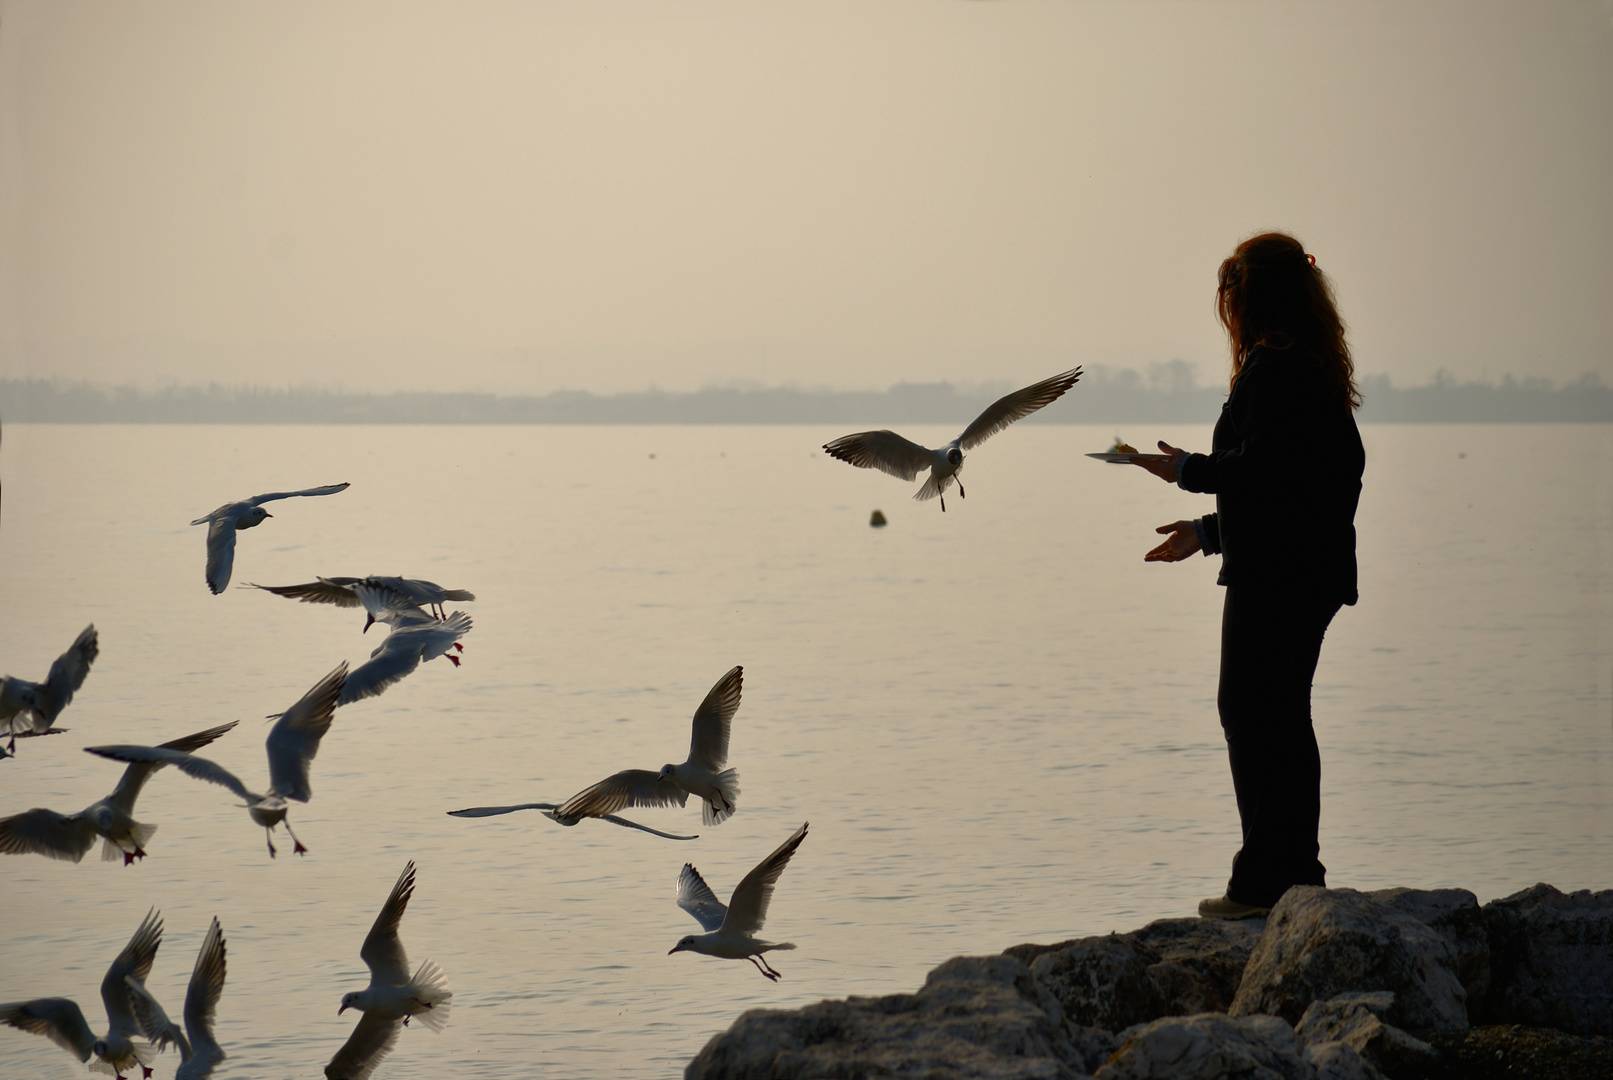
[1305,1040,1389,1080]
[1230,887,1472,1032]
[1094,1013,1312,1080]
[1294,992,1440,1078]
[1132,918,1266,1015]
[1475,883,1613,1037]
[1425,1024,1613,1080]
[684,954,1098,1080]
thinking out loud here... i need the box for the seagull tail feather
[703,768,741,826]
[408,959,453,1031]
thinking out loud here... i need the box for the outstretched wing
[0,808,97,862]
[246,482,351,507]
[446,803,559,818]
[676,863,728,931]
[688,666,742,774]
[102,909,163,1039]
[556,769,687,820]
[124,975,190,1058]
[822,430,935,481]
[34,625,98,724]
[108,721,240,816]
[266,664,346,802]
[325,1012,402,1080]
[183,917,227,1075]
[360,862,416,986]
[243,578,363,607]
[204,518,237,596]
[446,802,695,838]
[957,367,1082,450]
[722,822,808,936]
[337,636,423,706]
[0,997,96,1061]
[84,745,255,804]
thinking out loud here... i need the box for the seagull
[1,623,98,755]
[0,721,238,865]
[669,822,809,981]
[0,908,171,1079]
[823,367,1082,510]
[124,917,227,1080]
[548,665,742,829]
[244,575,477,624]
[335,584,471,706]
[83,664,347,857]
[446,801,698,841]
[326,861,451,1080]
[189,482,350,595]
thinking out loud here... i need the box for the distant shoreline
[2,370,1610,424]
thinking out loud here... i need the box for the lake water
[1,422,1609,1079]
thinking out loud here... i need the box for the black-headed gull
[550,665,742,828]
[0,721,238,865]
[83,664,347,857]
[669,822,809,981]
[189,482,350,595]
[446,801,698,840]
[335,584,471,706]
[326,861,451,1080]
[245,575,476,623]
[0,908,172,1079]
[823,368,1082,510]
[124,917,226,1080]
[1,623,98,755]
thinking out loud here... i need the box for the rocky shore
[685,883,1613,1080]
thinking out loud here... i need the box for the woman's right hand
[1145,519,1200,562]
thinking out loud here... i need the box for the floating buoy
[869,510,887,528]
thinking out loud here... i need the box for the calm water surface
[1,423,1609,1078]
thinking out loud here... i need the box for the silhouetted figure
[1132,232,1364,918]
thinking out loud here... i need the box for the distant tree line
[1,365,1609,424]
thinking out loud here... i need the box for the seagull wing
[102,909,163,1039]
[324,1012,402,1080]
[84,746,256,804]
[721,822,808,936]
[243,578,363,607]
[203,517,237,596]
[822,430,935,481]
[360,862,416,986]
[0,998,96,1061]
[688,666,742,773]
[0,807,97,862]
[107,721,240,816]
[123,975,189,1058]
[676,863,728,932]
[957,367,1082,450]
[446,803,561,818]
[337,635,423,706]
[246,482,351,507]
[266,664,346,802]
[556,769,687,820]
[33,624,98,725]
[181,917,227,1077]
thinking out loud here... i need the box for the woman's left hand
[1133,441,1187,483]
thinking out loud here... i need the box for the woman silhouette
[1134,232,1365,918]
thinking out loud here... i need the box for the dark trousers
[1217,584,1342,907]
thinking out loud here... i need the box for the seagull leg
[939,491,947,512]
[958,479,965,499]
[746,955,781,981]
[123,849,138,867]
[141,1066,155,1079]
[452,642,464,651]
[265,828,278,858]
[284,819,309,855]
[446,653,461,668]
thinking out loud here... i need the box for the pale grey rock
[1294,992,1440,1077]
[1230,887,1470,1032]
[1477,883,1613,1037]
[1093,1013,1312,1080]
[684,954,1097,1080]
[1366,887,1489,1003]
[1305,1040,1388,1080]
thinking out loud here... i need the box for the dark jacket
[1179,345,1365,605]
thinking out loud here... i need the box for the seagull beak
[667,945,681,955]
[338,1003,348,1015]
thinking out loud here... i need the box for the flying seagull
[446,801,698,841]
[823,367,1082,510]
[547,665,742,829]
[0,721,238,865]
[1,623,99,755]
[84,664,347,857]
[124,917,227,1080]
[189,482,350,595]
[669,822,809,981]
[244,575,476,624]
[326,861,452,1080]
[335,585,472,706]
[0,908,174,1080]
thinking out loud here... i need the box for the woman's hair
[1217,232,1359,409]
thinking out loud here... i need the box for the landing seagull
[189,482,350,594]
[244,575,476,623]
[669,821,809,981]
[84,664,347,857]
[335,584,471,706]
[549,665,742,829]
[326,861,452,1080]
[124,917,227,1080]
[823,367,1082,511]
[1,623,98,755]
[0,721,238,864]
[0,908,174,1079]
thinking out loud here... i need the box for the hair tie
[1305,254,1316,268]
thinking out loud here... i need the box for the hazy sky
[1,0,1609,394]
